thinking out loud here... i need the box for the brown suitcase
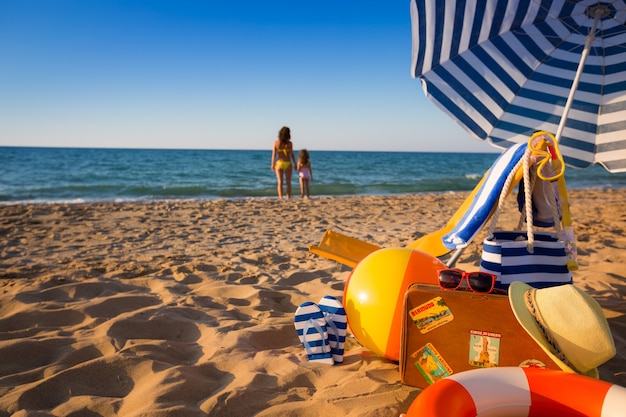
[400,284,562,388]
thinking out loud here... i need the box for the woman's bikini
[275,146,292,170]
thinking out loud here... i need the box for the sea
[1,147,625,204]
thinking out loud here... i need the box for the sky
[0,0,498,153]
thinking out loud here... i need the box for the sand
[0,189,624,416]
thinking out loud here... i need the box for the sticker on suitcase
[408,296,454,334]
[468,329,501,368]
[411,342,453,384]
[519,359,547,369]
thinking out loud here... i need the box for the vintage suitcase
[400,284,562,388]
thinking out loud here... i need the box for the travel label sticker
[411,343,453,385]
[519,359,547,369]
[409,296,453,334]
[468,329,501,368]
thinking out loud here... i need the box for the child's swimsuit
[299,167,311,179]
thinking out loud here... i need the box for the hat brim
[508,282,598,378]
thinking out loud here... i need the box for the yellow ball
[343,247,444,361]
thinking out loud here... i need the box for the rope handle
[486,132,564,252]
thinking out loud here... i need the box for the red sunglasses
[438,269,497,294]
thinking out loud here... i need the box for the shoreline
[1,190,624,415]
[2,184,626,206]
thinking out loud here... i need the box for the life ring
[403,367,626,417]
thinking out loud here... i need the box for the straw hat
[509,282,615,378]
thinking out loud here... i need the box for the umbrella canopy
[411,0,626,173]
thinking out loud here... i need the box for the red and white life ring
[403,367,626,417]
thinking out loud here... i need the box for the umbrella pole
[554,9,604,143]
[550,8,607,272]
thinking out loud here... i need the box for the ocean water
[1,147,625,204]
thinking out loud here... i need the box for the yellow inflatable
[343,247,444,361]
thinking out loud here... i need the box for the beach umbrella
[410,0,626,173]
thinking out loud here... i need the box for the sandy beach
[1,189,624,416]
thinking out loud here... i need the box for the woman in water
[271,126,297,199]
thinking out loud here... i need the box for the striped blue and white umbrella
[411,0,626,173]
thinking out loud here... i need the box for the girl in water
[296,149,313,199]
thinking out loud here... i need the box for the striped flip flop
[318,295,347,364]
[294,301,334,364]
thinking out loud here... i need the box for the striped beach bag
[480,230,572,290]
[479,143,573,291]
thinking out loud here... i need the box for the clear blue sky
[0,0,497,152]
